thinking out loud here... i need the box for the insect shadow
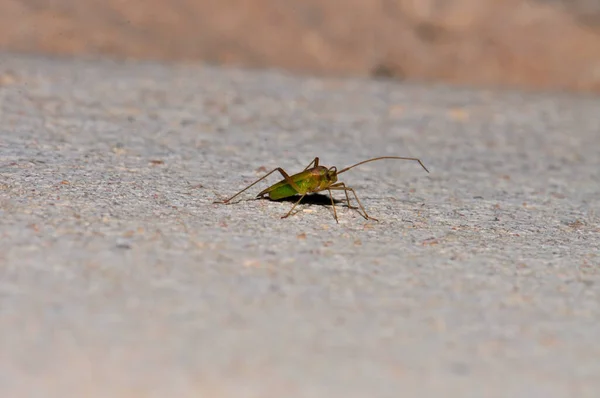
[269,192,343,205]
[241,192,345,207]
[258,193,346,218]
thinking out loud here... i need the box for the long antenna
[337,156,429,175]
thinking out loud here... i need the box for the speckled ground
[1,53,599,397]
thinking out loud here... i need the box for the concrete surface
[0,53,599,397]
[3,0,600,92]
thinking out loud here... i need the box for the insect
[215,156,429,223]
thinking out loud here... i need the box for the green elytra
[216,156,429,223]
[257,165,337,200]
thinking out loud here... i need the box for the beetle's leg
[216,167,302,204]
[302,157,319,171]
[281,193,307,219]
[327,188,339,223]
[332,183,357,210]
[328,182,356,212]
[256,168,305,198]
[329,183,378,221]
[215,168,281,204]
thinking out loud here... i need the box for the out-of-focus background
[1,0,600,93]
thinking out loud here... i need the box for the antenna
[337,156,429,175]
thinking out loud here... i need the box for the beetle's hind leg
[218,166,306,204]
[302,157,319,171]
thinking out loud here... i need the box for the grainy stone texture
[0,53,599,397]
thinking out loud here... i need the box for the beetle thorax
[310,166,338,192]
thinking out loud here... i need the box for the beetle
[215,156,429,223]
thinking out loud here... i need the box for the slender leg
[281,193,307,219]
[336,183,357,210]
[329,182,357,211]
[327,188,339,223]
[329,183,379,221]
[302,157,319,171]
[216,167,303,204]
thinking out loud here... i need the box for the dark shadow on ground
[263,193,343,206]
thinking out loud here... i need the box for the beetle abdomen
[268,183,299,200]
[258,167,327,200]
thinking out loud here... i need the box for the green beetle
[216,156,429,223]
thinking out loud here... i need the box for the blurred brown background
[1,0,600,92]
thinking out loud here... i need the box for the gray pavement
[1,53,599,397]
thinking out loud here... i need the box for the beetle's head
[326,166,338,183]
